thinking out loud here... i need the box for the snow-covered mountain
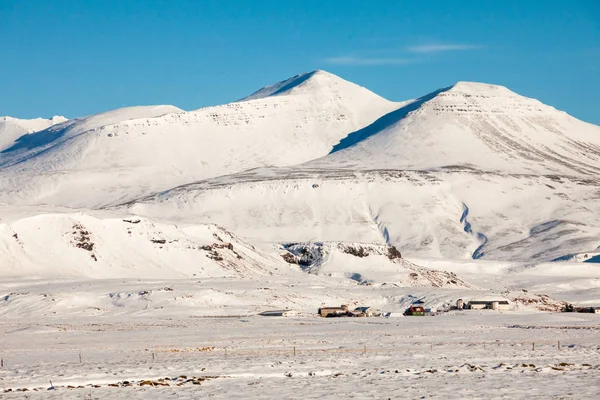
[0,70,399,207]
[316,81,600,176]
[2,70,600,266]
[127,78,600,263]
[0,115,67,152]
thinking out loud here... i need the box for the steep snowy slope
[314,82,600,176]
[0,71,399,207]
[129,168,600,262]
[0,115,67,152]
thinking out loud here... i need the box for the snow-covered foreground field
[2,293,600,399]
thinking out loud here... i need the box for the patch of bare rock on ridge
[71,223,97,261]
[280,242,472,288]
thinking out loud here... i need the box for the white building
[467,300,510,311]
[258,309,298,317]
[353,306,380,317]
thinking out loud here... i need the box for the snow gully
[460,203,488,259]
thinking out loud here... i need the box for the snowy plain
[2,306,600,399]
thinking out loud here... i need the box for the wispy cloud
[406,43,483,54]
[324,56,413,66]
[323,41,483,66]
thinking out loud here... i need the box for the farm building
[467,300,510,311]
[353,307,380,317]
[404,306,425,316]
[383,312,403,318]
[318,305,349,317]
[258,310,298,317]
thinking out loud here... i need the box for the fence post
[79,353,82,363]
[558,341,560,350]
[1,358,3,367]
[293,346,296,356]
[532,342,535,351]
[363,345,366,355]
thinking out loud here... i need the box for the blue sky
[1,0,599,124]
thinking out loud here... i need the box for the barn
[404,306,425,316]
[318,305,349,317]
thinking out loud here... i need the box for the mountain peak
[238,69,387,102]
[448,81,515,96]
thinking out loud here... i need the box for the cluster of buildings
[313,299,514,318]
[259,298,600,319]
[317,305,381,318]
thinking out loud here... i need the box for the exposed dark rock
[343,245,369,257]
[281,253,298,264]
[387,245,402,259]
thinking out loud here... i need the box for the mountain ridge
[0,70,400,207]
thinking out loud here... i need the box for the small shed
[353,306,380,317]
[383,312,403,318]
[259,310,298,317]
[404,306,425,316]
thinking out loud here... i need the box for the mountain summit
[239,69,392,103]
[312,80,600,176]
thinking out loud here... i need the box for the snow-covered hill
[280,241,472,288]
[315,81,600,176]
[2,70,600,268]
[0,213,280,279]
[128,168,600,262]
[0,115,67,152]
[0,71,399,207]
[0,210,478,293]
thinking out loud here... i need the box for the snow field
[1,314,599,399]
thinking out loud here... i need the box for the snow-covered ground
[2,307,600,399]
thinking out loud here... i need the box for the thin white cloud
[407,44,483,53]
[324,56,412,66]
